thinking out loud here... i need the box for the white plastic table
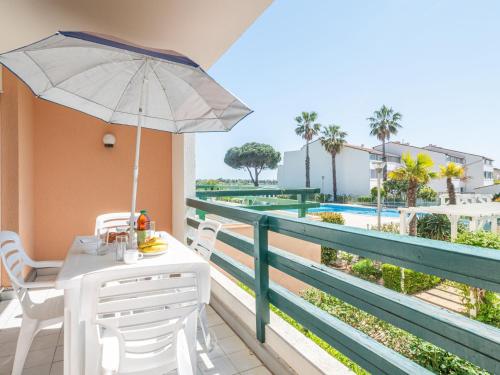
[55,233,210,375]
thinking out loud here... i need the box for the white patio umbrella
[0,31,252,246]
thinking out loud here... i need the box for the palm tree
[319,125,348,201]
[439,162,465,205]
[294,111,321,187]
[389,152,437,236]
[367,105,402,180]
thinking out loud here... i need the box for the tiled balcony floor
[0,286,271,375]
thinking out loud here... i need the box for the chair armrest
[31,260,63,268]
[21,280,56,289]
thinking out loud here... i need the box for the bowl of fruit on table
[139,236,168,256]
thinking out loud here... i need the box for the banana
[139,236,168,252]
[140,244,167,253]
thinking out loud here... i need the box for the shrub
[302,288,488,375]
[370,222,400,233]
[319,212,344,266]
[321,246,337,266]
[417,186,437,201]
[356,195,373,203]
[455,230,500,249]
[352,259,382,280]
[453,231,500,327]
[370,186,386,199]
[381,264,441,294]
[409,340,489,375]
[319,212,345,225]
[417,214,451,241]
[476,291,500,328]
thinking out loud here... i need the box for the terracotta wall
[215,223,321,295]
[0,70,36,284]
[1,70,173,284]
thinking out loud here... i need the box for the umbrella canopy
[0,32,252,245]
[0,31,252,132]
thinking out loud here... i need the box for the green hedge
[352,259,381,280]
[320,213,344,266]
[382,264,441,294]
[302,289,489,375]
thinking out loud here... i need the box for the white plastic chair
[81,266,200,375]
[95,212,139,236]
[189,220,221,261]
[0,231,64,375]
[189,220,221,351]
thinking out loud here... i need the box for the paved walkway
[415,283,466,314]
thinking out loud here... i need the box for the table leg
[64,288,83,375]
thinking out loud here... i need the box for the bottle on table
[136,210,150,246]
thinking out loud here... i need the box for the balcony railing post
[253,215,270,342]
[298,192,307,218]
[197,195,207,220]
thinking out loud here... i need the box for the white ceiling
[0,0,272,69]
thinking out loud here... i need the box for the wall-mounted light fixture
[103,133,116,148]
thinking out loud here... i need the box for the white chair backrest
[81,267,199,374]
[95,212,139,236]
[190,221,221,260]
[0,231,36,314]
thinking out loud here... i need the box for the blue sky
[197,0,500,180]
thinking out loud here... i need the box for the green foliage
[352,259,382,280]
[381,264,441,294]
[321,246,337,266]
[418,186,438,201]
[302,289,487,374]
[453,231,500,327]
[371,222,400,233]
[319,212,344,266]
[294,111,322,141]
[224,142,281,186]
[237,282,366,375]
[455,230,500,249]
[476,291,500,328]
[383,178,409,200]
[367,105,403,143]
[320,124,348,155]
[370,186,386,199]
[409,340,489,375]
[356,195,373,203]
[319,212,345,225]
[390,152,437,185]
[417,214,452,241]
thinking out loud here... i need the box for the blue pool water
[305,204,400,218]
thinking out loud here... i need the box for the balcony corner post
[253,215,270,343]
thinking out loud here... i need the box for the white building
[373,142,494,193]
[277,140,400,196]
[278,140,495,195]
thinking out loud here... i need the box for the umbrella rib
[23,51,56,89]
[158,65,219,121]
[109,60,147,122]
[51,58,143,88]
[45,85,117,112]
[150,63,177,130]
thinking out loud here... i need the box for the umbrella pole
[129,113,143,247]
[129,63,149,248]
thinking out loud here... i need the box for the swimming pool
[306,204,400,218]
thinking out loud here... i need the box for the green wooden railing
[195,188,320,219]
[186,198,500,375]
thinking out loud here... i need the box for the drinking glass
[148,221,156,238]
[116,235,128,262]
